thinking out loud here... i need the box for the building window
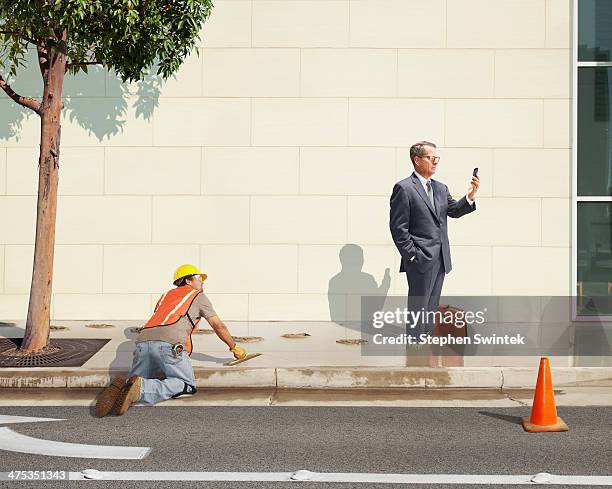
[575,0,612,318]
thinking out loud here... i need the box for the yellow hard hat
[173,264,207,286]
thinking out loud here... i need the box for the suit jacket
[389,172,475,274]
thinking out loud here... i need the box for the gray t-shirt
[135,292,217,346]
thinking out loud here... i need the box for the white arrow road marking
[0,415,65,424]
[0,415,150,459]
[66,471,612,485]
[0,428,150,460]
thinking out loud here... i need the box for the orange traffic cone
[522,357,569,432]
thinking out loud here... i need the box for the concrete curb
[1,367,611,389]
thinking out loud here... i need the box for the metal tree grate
[0,338,110,368]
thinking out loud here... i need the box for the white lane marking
[0,415,65,424]
[82,469,104,480]
[291,469,314,481]
[0,428,150,460]
[67,471,612,485]
[531,472,553,483]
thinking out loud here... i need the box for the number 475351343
[7,471,66,480]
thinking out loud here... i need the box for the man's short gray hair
[410,141,437,165]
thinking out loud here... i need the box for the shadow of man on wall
[328,244,391,331]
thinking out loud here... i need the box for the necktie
[426,180,435,210]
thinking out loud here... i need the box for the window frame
[572,0,612,321]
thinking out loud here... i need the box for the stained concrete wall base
[0,367,611,389]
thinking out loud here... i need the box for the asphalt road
[0,405,610,488]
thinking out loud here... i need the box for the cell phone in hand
[472,167,479,177]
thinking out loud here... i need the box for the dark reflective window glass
[578,67,612,196]
[577,203,612,315]
[579,0,612,61]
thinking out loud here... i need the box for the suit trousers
[405,252,446,338]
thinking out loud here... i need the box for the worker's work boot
[113,375,142,416]
[94,375,127,418]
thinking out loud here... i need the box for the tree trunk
[20,41,67,353]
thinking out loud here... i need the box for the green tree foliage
[1,0,212,82]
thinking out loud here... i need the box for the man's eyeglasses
[420,155,440,164]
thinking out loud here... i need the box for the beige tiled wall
[5,245,104,294]
[252,99,348,146]
[0,0,572,321]
[397,50,495,98]
[0,244,4,294]
[0,149,5,196]
[203,49,300,97]
[152,196,250,244]
[447,0,546,48]
[0,197,36,245]
[253,1,350,47]
[105,148,201,195]
[544,99,572,147]
[201,245,298,293]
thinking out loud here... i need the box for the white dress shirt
[414,171,474,206]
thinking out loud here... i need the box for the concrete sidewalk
[1,365,612,389]
[1,320,611,390]
[1,387,612,407]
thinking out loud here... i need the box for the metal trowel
[223,353,262,366]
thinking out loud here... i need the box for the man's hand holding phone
[467,167,480,201]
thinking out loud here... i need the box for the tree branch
[66,60,101,69]
[0,31,39,46]
[0,74,42,115]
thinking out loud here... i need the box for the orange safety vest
[143,286,202,355]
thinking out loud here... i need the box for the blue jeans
[128,341,196,405]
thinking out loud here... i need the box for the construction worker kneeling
[95,264,247,417]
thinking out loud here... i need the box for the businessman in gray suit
[389,141,479,338]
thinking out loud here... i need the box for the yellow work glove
[230,345,247,360]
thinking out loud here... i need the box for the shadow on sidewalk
[109,327,228,370]
[109,327,138,372]
[190,352,227,364]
